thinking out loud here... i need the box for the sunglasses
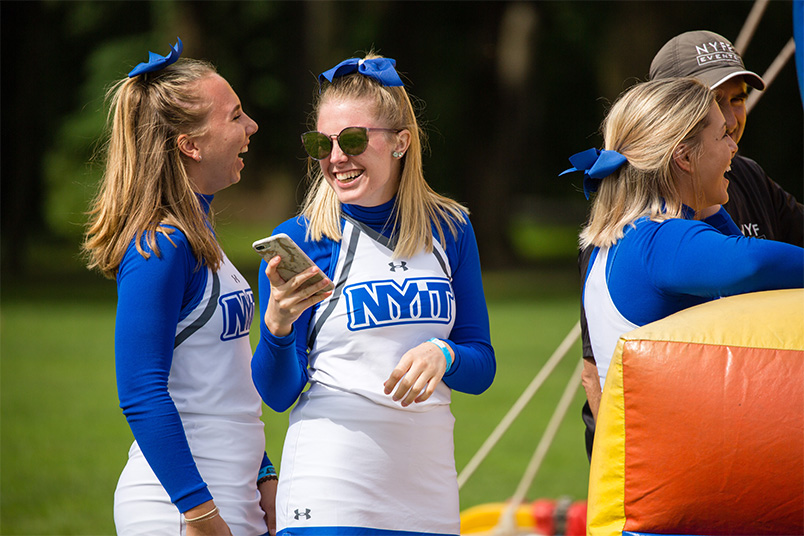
[301,126,401,160]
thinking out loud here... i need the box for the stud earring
[392,151,404,158]
[195,155,202,162]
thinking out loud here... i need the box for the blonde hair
[83,58,223,279]
[580,77,714,249]
[301,53,468,259]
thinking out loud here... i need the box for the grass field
[1,223,589,535]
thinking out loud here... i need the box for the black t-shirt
[722,155,803,246]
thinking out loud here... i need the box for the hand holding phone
[252,234,334,295]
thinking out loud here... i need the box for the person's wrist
[427,338,453,372]
[264,314,292,338]
[257,463,278,485]
[184,501,219,524]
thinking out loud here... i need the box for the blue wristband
[428,338,453,373]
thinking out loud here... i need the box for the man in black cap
[579,30,803,462]
[650,30,802,244]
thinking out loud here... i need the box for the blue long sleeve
[251,217,327,413]
[251,293,309,413]
[648,221,803,296]
[607,209,804,326]
[438,213,496,394]
[115,229,212,511]
[251,202,495,412]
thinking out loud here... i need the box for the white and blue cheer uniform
[114,194,270,536]
[584,206,804,390]
[252,199,496,535]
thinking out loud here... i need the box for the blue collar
[197,193,214,215]
[342,197,396,223]
[342,198,397,234]
[681,204,696,220]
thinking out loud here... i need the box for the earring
[195,155,202,162]
[392,151,404,158]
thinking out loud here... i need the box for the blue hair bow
[559,148,627,200]
[128,37,183,78]
[318,57,404,87]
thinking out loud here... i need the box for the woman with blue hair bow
[563,77,804,418]
[84,40,276,535]
[251,52,495,534]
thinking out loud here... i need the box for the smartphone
[252,234,334,294]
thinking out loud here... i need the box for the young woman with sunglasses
[563,77,803,406]
[83,40,276,536]
[251,53,495,535]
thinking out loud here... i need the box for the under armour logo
[231,273,241,283]
[389,261,408,272]
[294,508,311,520]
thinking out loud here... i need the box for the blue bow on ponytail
[318,57,404,87]
[128,38,183,78]
[559,148,627,200]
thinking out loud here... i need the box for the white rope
[735,0,769,54]
[457,321,581,490]
[733,0,795,115]
[492,359,585,535]
[746,37,796,114]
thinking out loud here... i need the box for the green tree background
[1,0,802,274]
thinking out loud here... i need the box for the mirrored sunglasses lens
[338,128,369,156]
[302,132,331,160]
